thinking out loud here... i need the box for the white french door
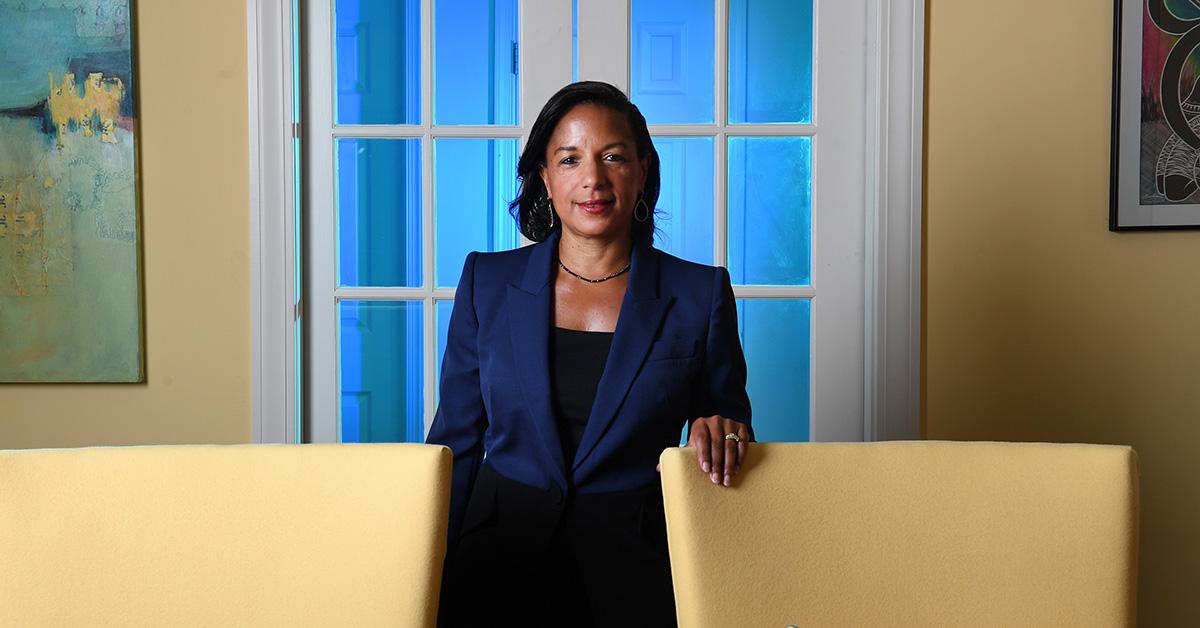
[299,0,905,444]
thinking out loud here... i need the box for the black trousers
[438,464,677,627]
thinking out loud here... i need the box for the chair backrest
[659,441,1138,627]
[0,443,451,627]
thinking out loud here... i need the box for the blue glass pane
[738,298,810,442]
[652,137,713,264]
[631,0,714,123]
[337,138,422,287]
[435,0,518,125]
[435,139,520,288]
[727,137,811,285]
[728,0,813,124]
[335,0,421,125]
[435,300,453,404]
[340,301,424,443]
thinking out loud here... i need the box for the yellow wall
[925,1,1200,625]
[0,1,252,447]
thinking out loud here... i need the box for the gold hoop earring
[634,196,650,223]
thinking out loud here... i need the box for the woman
[427,81,753,627]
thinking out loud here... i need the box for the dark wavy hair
[508,81,661,245]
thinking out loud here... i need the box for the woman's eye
[604,153,626,162]
[560,156,578,165]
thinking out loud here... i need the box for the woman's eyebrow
[553,142,627,154]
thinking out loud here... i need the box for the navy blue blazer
[427,230,752,541]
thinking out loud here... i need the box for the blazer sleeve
[687,265,755,441]
[425,252,488,543]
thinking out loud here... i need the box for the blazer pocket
[645,337,699,362]
[459,467,499,537]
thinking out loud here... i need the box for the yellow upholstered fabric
[659,441,1138,628]
[0,443,451,627]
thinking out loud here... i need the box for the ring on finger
[724,432,741,442]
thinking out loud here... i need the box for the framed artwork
[1112,0,1200,230]
[0,0,144,382]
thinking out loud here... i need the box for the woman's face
[539,103,648,244]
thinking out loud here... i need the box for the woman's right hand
[687,415,750,487]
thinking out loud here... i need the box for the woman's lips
[577,200,614,214]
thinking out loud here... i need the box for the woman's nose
[580,157,607,188]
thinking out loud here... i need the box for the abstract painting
[0,0,143,381]
[1112,0,1200,230]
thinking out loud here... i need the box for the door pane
[572,0,579,81]
[652,136,713,264]
[738,298,810,442]
[728,0,813,124]
[336,138,423,287]
[340,300,424,442]
[434,138,520,288]
[335,0,421,125]
[631,0,714,123]
[435,0,519,125]
[727,136,811,286]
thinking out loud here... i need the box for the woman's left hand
[687,415,750,487]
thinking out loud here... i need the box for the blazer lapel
[571,243,668,472]
[507,233,569,489]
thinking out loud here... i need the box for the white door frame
[247,0,924,444]
[248,0,300,444]
[864,0,924,441]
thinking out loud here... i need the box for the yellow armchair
[659,441,1138,627]
[0,443,451,627]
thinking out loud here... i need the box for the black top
[550,326,614,467]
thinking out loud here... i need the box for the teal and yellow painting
[0,0,142,382]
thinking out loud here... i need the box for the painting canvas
[0,0,143,382]
[1112,0,1200,229]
